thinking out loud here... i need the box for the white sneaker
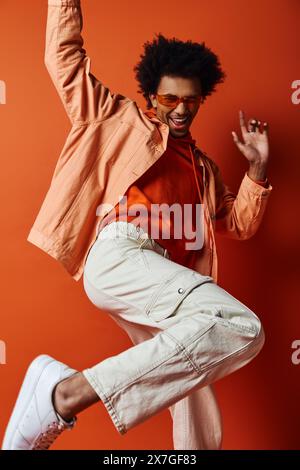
[2,354,78,450]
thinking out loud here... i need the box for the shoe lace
[32,421,66,450]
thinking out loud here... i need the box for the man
[2,0,272,450]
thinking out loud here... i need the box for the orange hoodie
[98,109,204,268]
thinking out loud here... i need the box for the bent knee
[245,320,265,359]
[255,320,265,351]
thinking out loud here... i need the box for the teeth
[172,117,188,124]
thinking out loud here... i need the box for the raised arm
[45,0,131,124]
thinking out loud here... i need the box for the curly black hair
[134,33,226,109]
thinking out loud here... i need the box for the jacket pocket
[144,269,213,322]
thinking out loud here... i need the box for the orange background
[0,0,300,449]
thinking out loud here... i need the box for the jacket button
[178,288,185,294]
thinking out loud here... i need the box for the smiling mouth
[169,116,190,129]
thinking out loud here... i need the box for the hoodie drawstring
[189,144,203,206]
[189,144,212,249]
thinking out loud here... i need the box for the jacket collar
[144,107,198,151]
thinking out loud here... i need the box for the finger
[239,110,248,140]
[253,118,263,133]
[262,121,269,135]
[250,118,261,133]
[232,131,245,152]
[248,118,257,133]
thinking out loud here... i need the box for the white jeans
[82,221,265,450]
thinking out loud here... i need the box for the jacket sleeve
[45,0,131,124]
[211,159,273,240]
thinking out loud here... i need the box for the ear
[149,93,157,108]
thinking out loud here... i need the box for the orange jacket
[27,0,273,283]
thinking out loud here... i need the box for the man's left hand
[232,110,269,181]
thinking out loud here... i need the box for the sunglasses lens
[185,99,199,110]
[157,95,201,109]
[160,96,178,107]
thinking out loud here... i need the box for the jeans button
[178,288,185,294]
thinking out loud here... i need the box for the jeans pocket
[144,269,213,322]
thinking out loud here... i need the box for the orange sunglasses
[156,93,202,109]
